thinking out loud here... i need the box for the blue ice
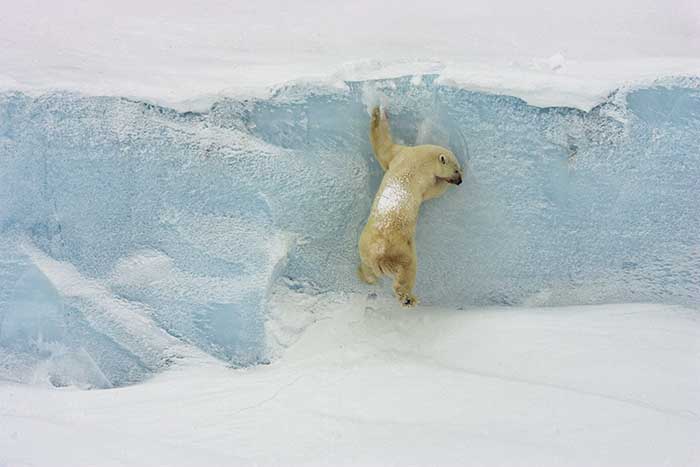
[1,75,698,387]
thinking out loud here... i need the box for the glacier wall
[1,75,699,387]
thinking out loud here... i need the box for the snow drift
[1,75,699,387]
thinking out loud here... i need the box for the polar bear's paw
[398,293,419,308]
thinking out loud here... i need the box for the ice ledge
[2,58,699,113]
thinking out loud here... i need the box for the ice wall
[1,76,699,387]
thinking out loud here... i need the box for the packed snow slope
[1,75,700,387]
[1,297,699,467]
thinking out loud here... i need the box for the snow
[1,2,699,465]
[1,0,699,110]
[1,295,699,466]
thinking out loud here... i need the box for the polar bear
[358,107,463,307]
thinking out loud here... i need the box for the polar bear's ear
[439,154,447,165]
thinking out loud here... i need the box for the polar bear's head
[435,151,463,185]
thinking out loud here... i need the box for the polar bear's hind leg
[357,261,379,285]
[392,258,418,308]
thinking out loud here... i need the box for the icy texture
[1,76,699,387]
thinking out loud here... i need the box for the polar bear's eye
[439,154,447,165]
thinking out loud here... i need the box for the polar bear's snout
[450,171,463,185]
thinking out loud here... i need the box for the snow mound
[1,296,699,466]
[2,0,700,110]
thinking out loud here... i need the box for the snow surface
[1,2,700,465]
[2,0,700,110]
[2,294,699,466]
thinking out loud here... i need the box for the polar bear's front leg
[370,106,399,171]
[393,259,418,307]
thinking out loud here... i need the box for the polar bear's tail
[371,240,402,277]
[365,238,392,277]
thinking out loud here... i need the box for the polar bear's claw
[399,294,419,308]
